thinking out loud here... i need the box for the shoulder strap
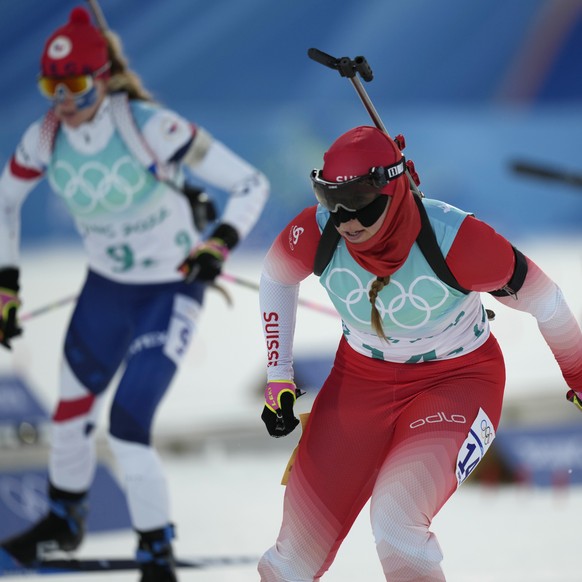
[412,194,469,294]
[313,217,341,276]
[109,93,171,180]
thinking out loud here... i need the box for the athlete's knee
[258,547,312,582]
[50,363,102,492]
[370,476,446,579]
[258,542,327,582]
[107,434,161,473]
[373,520,444,581]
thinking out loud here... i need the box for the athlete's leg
[49,360,107,492]
[259,340,405,582]
[0,273,131,564]
[108,288,203,532]
[106,285,202,582]
[370,337,506,581]
[50,271,133,492]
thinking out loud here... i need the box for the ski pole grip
[307,48,339,70]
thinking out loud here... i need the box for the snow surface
[1,245,582,581]
[0,450,580,581]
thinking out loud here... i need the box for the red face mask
[344,176,420,277]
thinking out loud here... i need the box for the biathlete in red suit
[257,126,582,581]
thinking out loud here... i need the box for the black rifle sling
[411,194,470,294]
[313,217,342,276]
[313,196,469,294]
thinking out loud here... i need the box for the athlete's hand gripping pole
[261,381,305,438]
[307,48,422,198]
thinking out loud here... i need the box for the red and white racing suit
[258,202,582,582]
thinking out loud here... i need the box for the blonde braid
[369,276,390,342]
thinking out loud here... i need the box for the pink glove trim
[264,380,296,413]
[196,238,229,261]
[177,238,229,278]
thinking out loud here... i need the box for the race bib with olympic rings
[456,407,495,486]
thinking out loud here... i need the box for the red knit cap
[41,7,109,77]
[322,126,405,197]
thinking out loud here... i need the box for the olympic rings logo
[481,418,493,445]
[51,156,147,214]
[324,268,450,329]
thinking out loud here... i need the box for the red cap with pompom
[40,7,109,77]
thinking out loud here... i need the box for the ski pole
[219,273,337,317]
[19,273,337,322]
[85,0,109,31]
[19,294,78,323]
[307,48,422,198]
[510,159,582,190]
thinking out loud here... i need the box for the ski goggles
[310,157,406,213]
[38,63,110,105]
[329,194,390,227]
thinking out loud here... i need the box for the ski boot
[136,524,178,582]
[0,484,87,566]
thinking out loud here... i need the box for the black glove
[177,224,239,283]
[261,380,304,438]
[0,268,22,350]
[178,237,228,282]
[567,390,582,411]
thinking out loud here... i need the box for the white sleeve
[493,258,582,393]
[185,137,269,240]
[0,123,44,267]
[260,270,299,382]
[140,107,268,240]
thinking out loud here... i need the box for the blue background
[2,0,582,251]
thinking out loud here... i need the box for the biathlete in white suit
[257,125,582,581]
[0,7,268,582]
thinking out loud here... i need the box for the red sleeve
[446,215,516,292]
[263,205,320,284]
